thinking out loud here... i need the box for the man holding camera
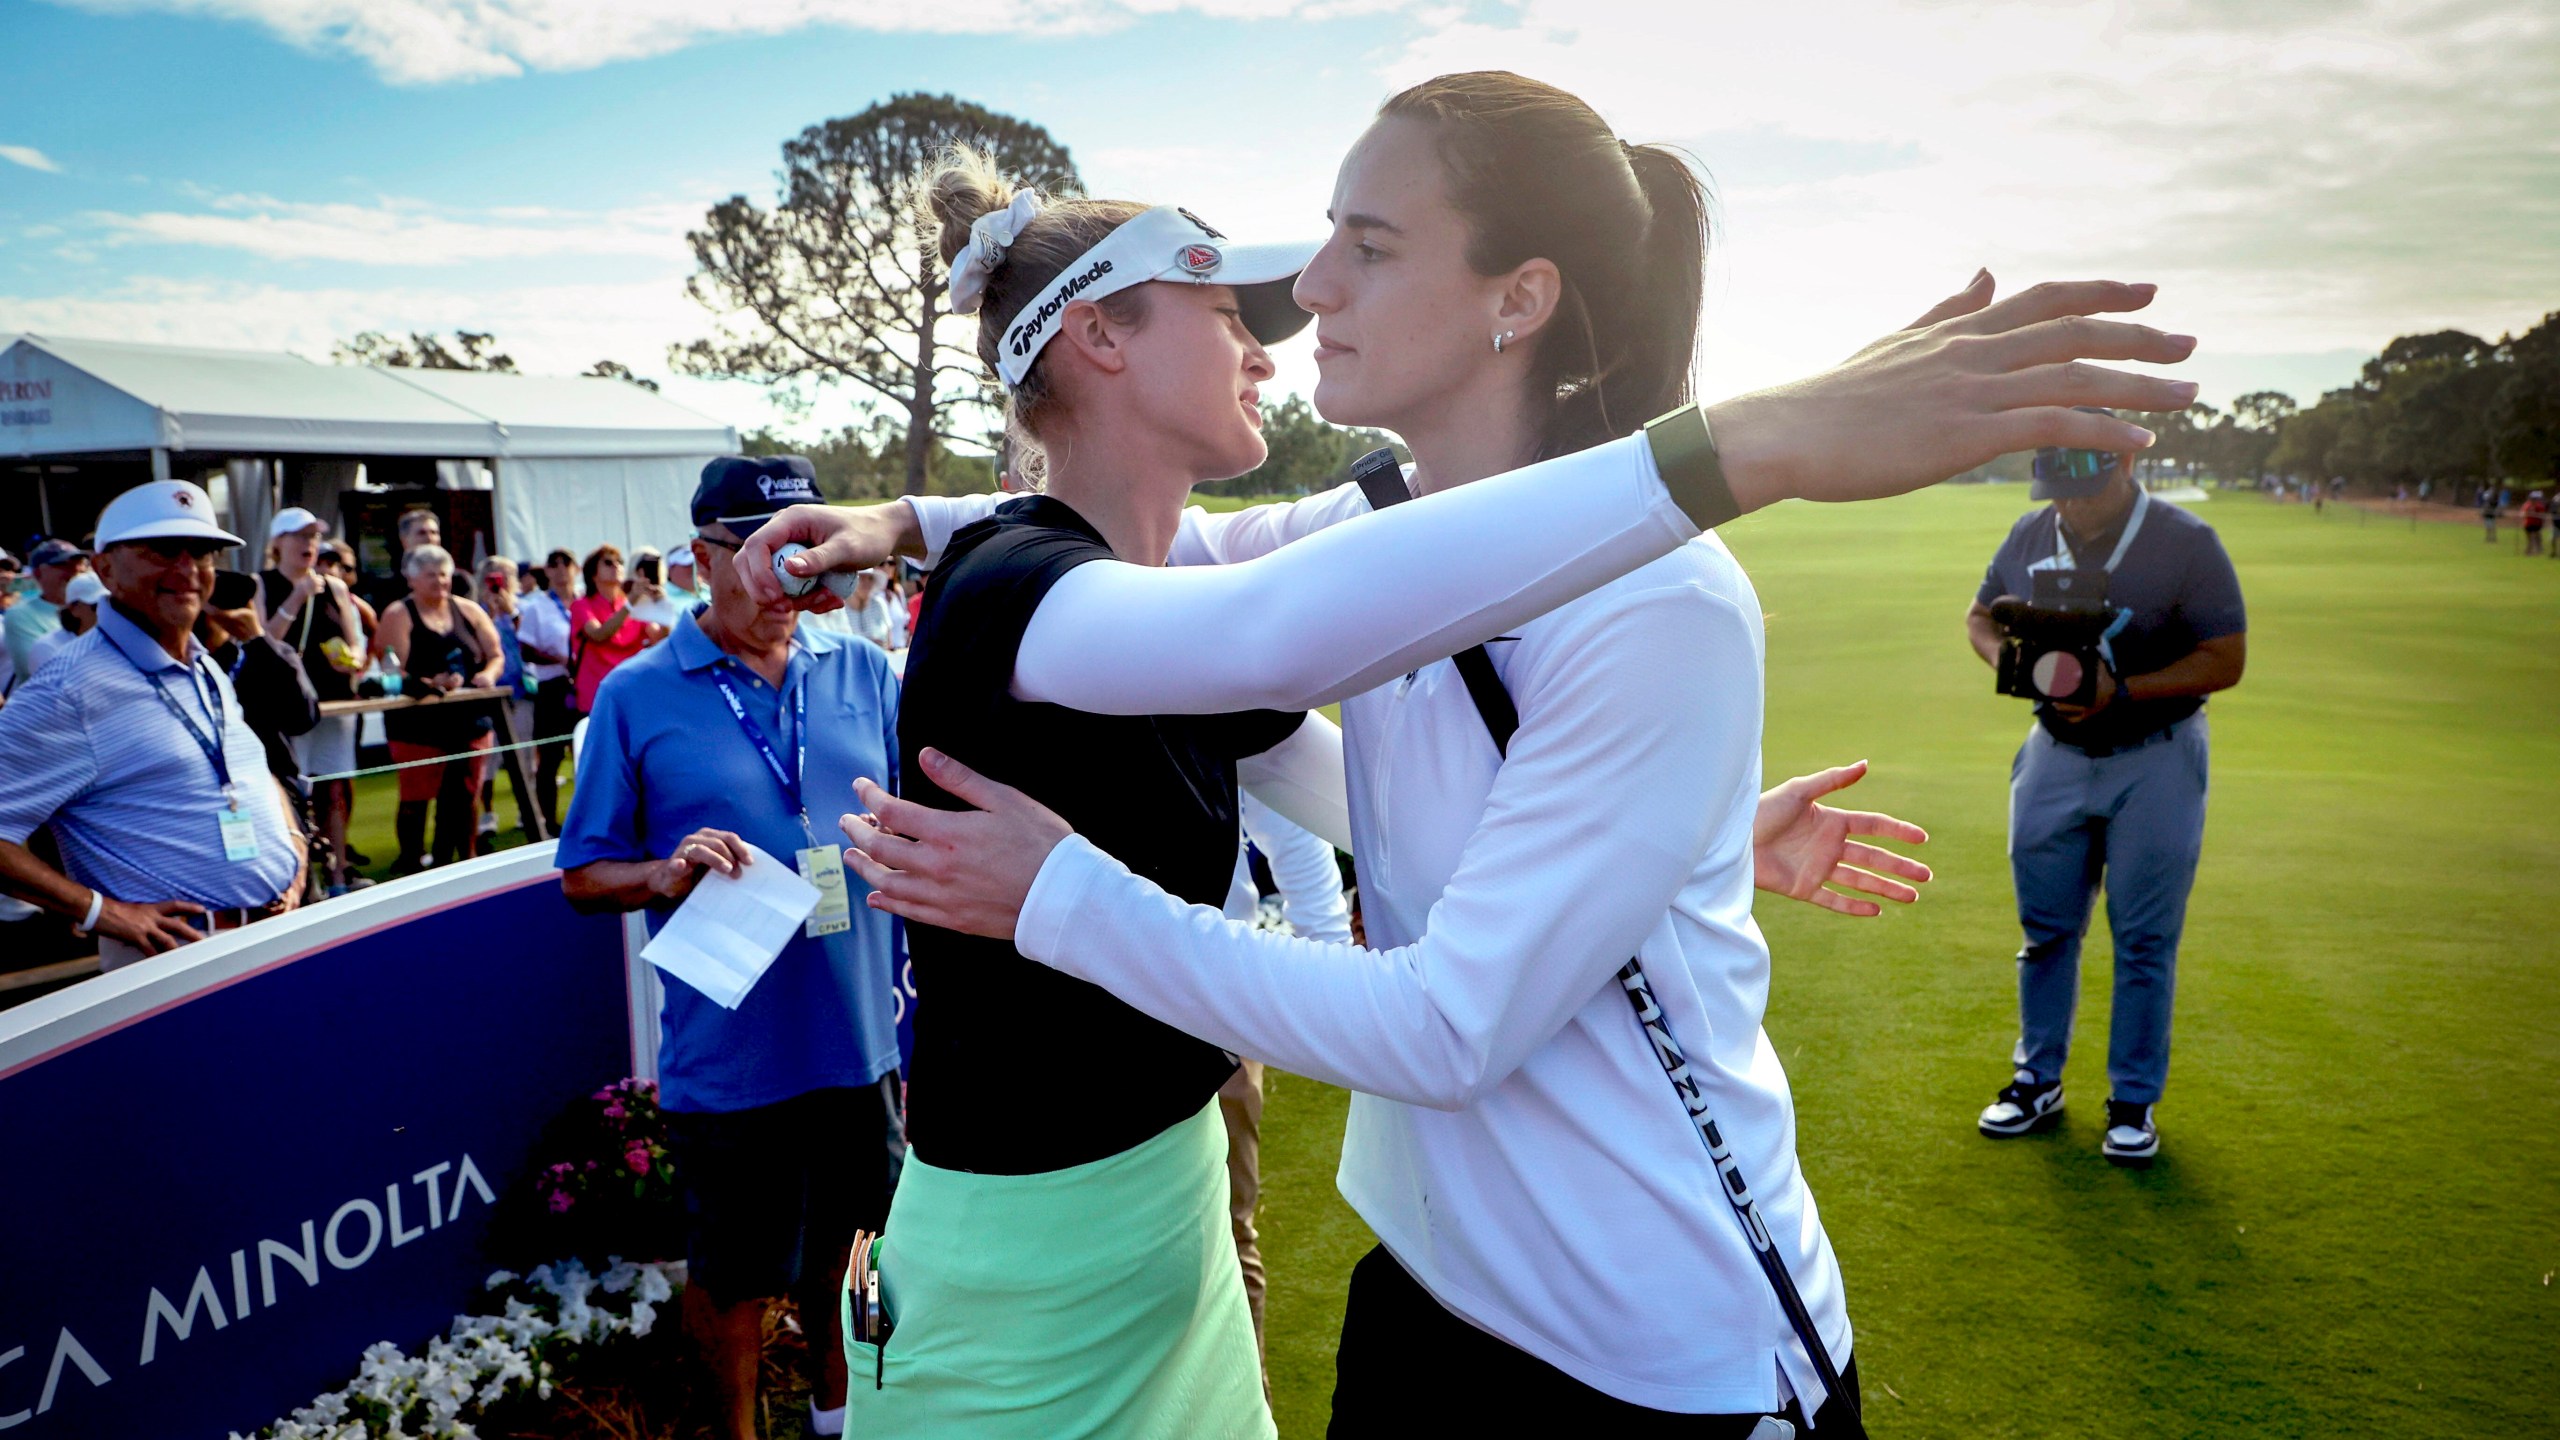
[1967,413,2246,1166]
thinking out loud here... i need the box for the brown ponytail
[1378,72,1711,460]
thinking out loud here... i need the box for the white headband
[986,205,1322,389]
[947,189,1045,319]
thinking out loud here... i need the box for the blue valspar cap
[694,455,821,537]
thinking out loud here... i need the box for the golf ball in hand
[773,542,818,598]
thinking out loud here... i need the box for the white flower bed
[231,1258,678,1440]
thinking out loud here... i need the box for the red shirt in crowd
[570,593,650,713]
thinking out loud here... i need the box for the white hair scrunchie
[946,188,1045,317]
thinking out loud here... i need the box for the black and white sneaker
[2101,1100,2159,1167]
[1978,1071,2065,1137]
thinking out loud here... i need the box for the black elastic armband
[1644,403,1740,532]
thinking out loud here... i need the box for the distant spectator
[2481,485,2500,542]
[664,537,707,609]
[515,548,580,828]
[570,545,663,713]
[27,573,108,677]
[6,538,90,682]
[0,481,304,970]
[261,508,369,894]
[478,555,532,847]
[627,547,685,637]
[398,506,441,555]
[846,564,902,652]
[375,544,506,873]
[318,541,379,633]
[2524,492,2550,557]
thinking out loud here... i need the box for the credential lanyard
[712,666,813,844]
[2042,486,2150,574]
[129,645,236,803]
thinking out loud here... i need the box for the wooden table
[319,687,553,842]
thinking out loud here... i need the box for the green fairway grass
[1256,485,2560,1437]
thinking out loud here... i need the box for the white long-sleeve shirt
[1228,791,1352,943]
[904,465,1847,1414]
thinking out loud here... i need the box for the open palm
[1755,761,1933,917]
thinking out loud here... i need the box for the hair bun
[922,146,1018,267]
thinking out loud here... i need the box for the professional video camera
[1991,568,2114,707]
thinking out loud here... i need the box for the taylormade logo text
[1009,259,1115,359]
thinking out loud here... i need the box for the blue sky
[4,0,2552,438]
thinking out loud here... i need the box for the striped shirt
[0,604,300,908]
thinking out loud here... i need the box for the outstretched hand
[839,749,1072,939]
[735,503,913,614]
[1754,761,1932,918]
[1708,273,2200,514]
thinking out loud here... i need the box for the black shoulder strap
[1349,447,1522,756]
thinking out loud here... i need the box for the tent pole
[151,447,171,483]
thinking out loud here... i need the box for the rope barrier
[304,733,573,786]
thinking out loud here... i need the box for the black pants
[1329,1245,1865,1438]
[531,676,578,829]
[661,1079,902,1308]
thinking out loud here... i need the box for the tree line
[2084,314,2559,495]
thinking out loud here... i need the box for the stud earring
[1493,329,1516,354]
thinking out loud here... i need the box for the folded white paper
[639,842,820,1010]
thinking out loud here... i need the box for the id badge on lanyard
[798,841,852,938]
[145,655,259,863]
[716,666,851,939]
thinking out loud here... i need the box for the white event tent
[1,335,737,567]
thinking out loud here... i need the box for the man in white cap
[664,537,707,610]
[259,505,369,893]
[0,480,304,969]
[25,572,108,677]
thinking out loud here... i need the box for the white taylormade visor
[995,205,1318,388]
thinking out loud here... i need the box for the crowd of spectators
[0,473,918,977]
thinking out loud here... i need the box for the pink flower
[548,1191,575,1213]
[585,1160,599,1171]
[625,1147,652,1176]
[603,1103,627,1120]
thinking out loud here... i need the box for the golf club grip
[1618,958,1859,1428]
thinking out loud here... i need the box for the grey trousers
[2007,714,2210,1105]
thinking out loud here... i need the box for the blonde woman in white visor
[764,75,2198,1435]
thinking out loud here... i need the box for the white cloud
[1,144,62,173]
[1380,0,2560,403]
[84,192,698,265]
[54,0,1381,85]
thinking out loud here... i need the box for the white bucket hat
[956,203,1319,388]
[95,480,244,549]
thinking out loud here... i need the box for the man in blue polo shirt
[0,482,305,970]
[560,456,902,1440]
[1965,414,2247,1168]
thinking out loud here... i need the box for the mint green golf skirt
[842,1097,1273,1439]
